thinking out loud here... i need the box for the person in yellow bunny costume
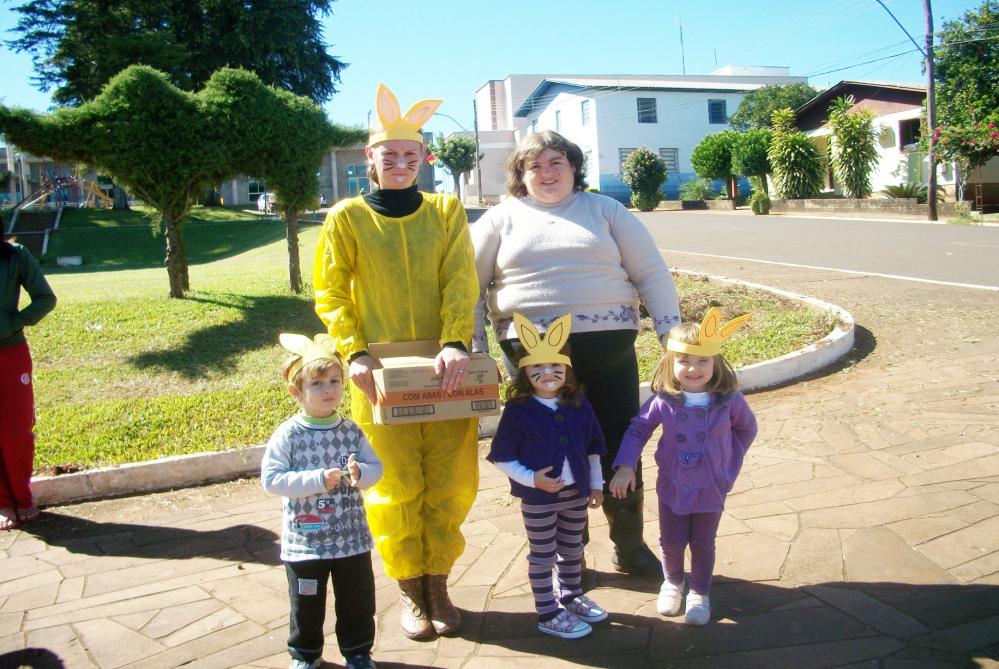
[313,84,479,640]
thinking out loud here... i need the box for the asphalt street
[636,211,999,291]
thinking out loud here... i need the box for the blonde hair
[283,355,343,390]
[506,130,588,197]
[650,322,739,396]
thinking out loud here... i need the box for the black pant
[285,551,376,662]
[500,328,644,490]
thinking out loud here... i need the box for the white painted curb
[32,273,853,507]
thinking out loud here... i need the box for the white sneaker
[684,592,711,625]
[538,609,592,639]
[564,594,608,623]
[657,580,684,616]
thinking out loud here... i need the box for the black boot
[603,487,663,580]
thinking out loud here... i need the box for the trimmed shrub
[679,178,716,201]
[768,108,824,199]
[621,147,667,211]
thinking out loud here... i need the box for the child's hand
[588,489,604,508]
[534,466,565,492]
[323,468,344,489]
[346,453,361,487]
[609,466,636,499]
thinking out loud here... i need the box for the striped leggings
[521,488,588,621]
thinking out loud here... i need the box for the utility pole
[677,16,686,75]
[924,0,938,221]
[472,99,484,206]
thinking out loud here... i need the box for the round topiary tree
[691,131,740,199]
[768,108,824,200]
[732,128,772,193]
[621,147,667,211]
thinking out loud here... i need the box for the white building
[463,67,806,204]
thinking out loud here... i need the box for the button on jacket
[614,391,757,514]
[488,397,606,505]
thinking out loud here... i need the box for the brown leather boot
[398,577,434,640]
[424,573,462,635]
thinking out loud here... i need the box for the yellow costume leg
[421,418,479,575]
[362,421,427,580]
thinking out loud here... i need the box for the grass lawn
[27,207,834,474]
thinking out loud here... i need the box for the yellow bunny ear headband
[667,307,752,357]
[514,313,573,368]
[279,333,343,382]
[368,83,443,146]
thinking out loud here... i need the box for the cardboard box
[369,340,501,425]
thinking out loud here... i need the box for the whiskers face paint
[526,363,566,398]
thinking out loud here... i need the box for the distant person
[261,333,382,669]
[487,313,608,640]
[319,193,327,208]
[471,130,681,580]
[1,235,56,531]
[313,84,479,640]
[610,309,758,626]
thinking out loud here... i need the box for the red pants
[0,342,36,510]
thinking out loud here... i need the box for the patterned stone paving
[2,257,998,668]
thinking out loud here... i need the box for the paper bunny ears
[667,307,752,357]
[514,313,573,368]
[279,333,342,381]
[368,83,442,146]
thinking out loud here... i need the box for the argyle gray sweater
[261,415,382,561]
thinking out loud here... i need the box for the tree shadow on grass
[22,510,281,566]
[453,578,998,667]
[128,292,324,379]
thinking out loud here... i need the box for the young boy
[262,333,383,669]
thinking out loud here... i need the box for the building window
[899,118,921,148]
[619,148,637,172]
[531,119,538,134]
[346,163,369,197]
[581,100,590,126]
[584,150,593,179]
[248,179,267,200]
[555,110,562,132]
[637,98,657,123]
[658,148,679,173]
[708,99,727,124]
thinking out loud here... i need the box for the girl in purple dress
[609,308,757,626]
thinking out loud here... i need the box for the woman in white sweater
[471,130,681,580]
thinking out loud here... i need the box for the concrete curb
[32,274,853,507]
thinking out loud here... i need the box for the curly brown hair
[506,130,588,198]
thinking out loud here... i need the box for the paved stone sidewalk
[2,259,998,668]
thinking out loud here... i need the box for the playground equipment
[12,167,113,212]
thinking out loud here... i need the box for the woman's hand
[434,347,470,394]
[588,489,604,509]
[609,466,636,499]
[348,354,380,404]
[533,466,565,492]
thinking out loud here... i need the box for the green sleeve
[9,247,56,334]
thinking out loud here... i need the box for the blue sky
[0,0,984,138]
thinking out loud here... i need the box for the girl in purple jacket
[488,313,608,640]
[609,308,757,626]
